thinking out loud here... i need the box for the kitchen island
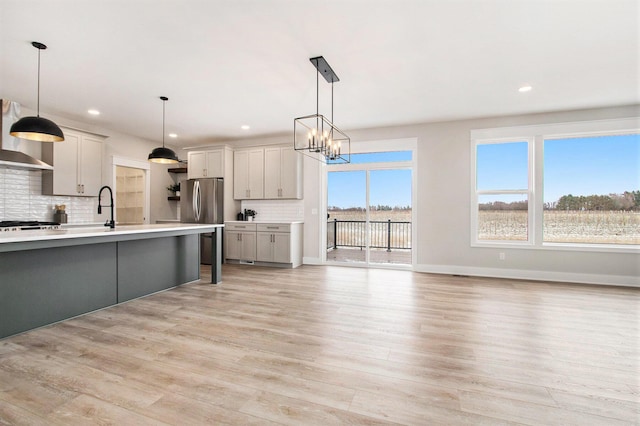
[0,223,223,339]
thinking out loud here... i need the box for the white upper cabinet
[187,149,224,179]
[264,146,302,199]
[233,148,264,200]
[42,127,104,196]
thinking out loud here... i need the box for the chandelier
[294,56,350,163]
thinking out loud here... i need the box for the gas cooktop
[0,221,61,231]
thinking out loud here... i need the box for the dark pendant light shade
[9,41,64,142]
[10,116,64,142]
[148,146,179,164]
[148,96,179,164]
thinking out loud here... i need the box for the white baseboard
[303,257,322,265]
[414,264,640,288]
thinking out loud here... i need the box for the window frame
[472,138,534,246]
[470,117,640,253]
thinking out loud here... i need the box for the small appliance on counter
[244,209,256,221]
[53,204,67,224]
[236,212,244,221]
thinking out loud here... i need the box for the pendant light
[294,56,350,163]
[148,96,179,164]
[10,41,64,142]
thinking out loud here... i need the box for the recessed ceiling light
[87,109,100,115]
[518,85,533,93]
[168,133,178,138]
[241,125,250,130]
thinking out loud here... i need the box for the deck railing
[327,219,412,251]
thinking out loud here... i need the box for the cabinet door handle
[82,184,85,194]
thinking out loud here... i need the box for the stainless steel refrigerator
[180,178,223,264]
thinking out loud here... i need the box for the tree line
[479,191,640,211]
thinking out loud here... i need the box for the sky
[477,134,639,203]
[327,152,412,209]
[327,134,639,209]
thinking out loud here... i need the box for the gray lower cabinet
[0,234,200,339]
[0,243,117,339]
[224,221,302,268]
[225,222,257,262]
[256,228,291,263]
[117,234,200,302]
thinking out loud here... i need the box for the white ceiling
[1,0,638,148]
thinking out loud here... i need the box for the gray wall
[306,104,640,286]
[12,104,639,286]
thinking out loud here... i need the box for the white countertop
[224,221,303,224]
[0,223,224,244]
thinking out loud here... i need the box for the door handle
[193,180,201,221]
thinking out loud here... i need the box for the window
[327,150,412,164]
[476,141,530,242]
[543,134,639,245]
[471,118,639,250]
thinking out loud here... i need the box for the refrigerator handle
[193,180,201,221]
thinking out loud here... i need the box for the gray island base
[0,223,223,339]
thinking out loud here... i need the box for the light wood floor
[326,247,412,265]
[0,265,638,425]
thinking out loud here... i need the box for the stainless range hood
[0,99,53,170]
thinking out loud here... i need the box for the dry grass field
[328,210,412,222]
[328,210,640,246]
[479,210,640,244]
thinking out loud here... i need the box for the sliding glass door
[327,170,367,263]
[326,153,412,266]
[368,169,412,265]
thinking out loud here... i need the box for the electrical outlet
[499,252,506,261]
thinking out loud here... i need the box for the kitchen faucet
[98,185,115,229]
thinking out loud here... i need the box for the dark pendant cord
[162,100,166,148]
[36,46,41,117]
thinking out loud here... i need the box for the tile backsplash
[0,167,97,223]
[240,199,304,222]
